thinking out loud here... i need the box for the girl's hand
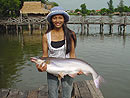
[36,62,47,72]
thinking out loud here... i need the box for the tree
[117,0,124,13]
[80,3,87,15]
[107,0,114,13]
[74,9,81,13]
[100,8,110,15]
[0,0,21,17]
[41,0,46,3]
[51,2,59,7]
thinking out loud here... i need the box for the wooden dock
[0,80,104,98]
[1,15,129,35]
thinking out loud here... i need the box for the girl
[36,6,78,98]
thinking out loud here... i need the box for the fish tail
[94,75,104,88]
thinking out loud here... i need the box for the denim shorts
[47,72,74,98]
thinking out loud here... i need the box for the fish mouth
[30,57,37,62]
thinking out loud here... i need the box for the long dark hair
[45,21,77,54]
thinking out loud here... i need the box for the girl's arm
[42,34,48,57]
[36,34,48,72]
[69,32,76,58]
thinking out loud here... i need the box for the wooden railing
[0,16,130,25]
[68,16,130,25]
[0,17,46,25]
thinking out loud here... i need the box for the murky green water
[0,28,130,98]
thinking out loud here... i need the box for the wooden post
[39,24,43,34]
[100,24,101,33]
[100,24,104,34]
[118,25,120,34]
[80,16,85,35]
[16,25,18,35]
[20,13,22,22]
[28,23,31,35]
[109,24,113,34]
[81,23,85,35]
[19,26,23,33]
[119,25,122,35]
[100,17,104,34]
[123,16,127,35]
[123,25,126,35]
[112,24,113,34]
[102,24,104,33]
[87,24,89,35]
[6,25,8,34]
[31,24,33,35]
[84,24,86,35]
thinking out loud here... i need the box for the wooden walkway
[0,16,129,35]
[0,80,104,98]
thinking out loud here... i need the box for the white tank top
[46,32,70,58]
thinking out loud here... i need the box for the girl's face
[51,14,64,29]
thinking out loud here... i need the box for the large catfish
[31,57,104,88]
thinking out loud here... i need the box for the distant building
[96,10,101,12]
[127,12,130,16]
[113,12,120,15]
[46,4,53,10]
[20,1,50,17]
[77,11,81,15]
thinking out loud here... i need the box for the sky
[48,0,130,10]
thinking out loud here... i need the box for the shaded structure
[1,1,50,35]
[20,1,49,16]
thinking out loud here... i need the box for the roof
[20,1,49,14]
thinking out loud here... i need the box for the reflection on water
[0,32,43,89]
[0,29,130,98]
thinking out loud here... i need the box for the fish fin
[58,72,64,80]
[58,75,62,80]
[77,70,84,75]
[45,60,50,64]
[94,75,104,88]
[69,74,77,78]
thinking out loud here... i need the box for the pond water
[0,24,130,98]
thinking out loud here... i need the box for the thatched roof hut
[20,1,49,15]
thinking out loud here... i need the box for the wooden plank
[38,85,48,98]
[0,80,104,98]
[1,89,10,98]
[89,80,104,98]
[76,81,92,98]
[27,90,38,98]
[86,80,104,98]
[58,85,62,98]
[0,89,2,98]
[86,80,98,98]
[72,82,81,98]
[7,89,19,98]
[18,91,28,98]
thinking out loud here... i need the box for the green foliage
[51,2,59,7]
[107,0,114,13]
[73,0,130,16]
[89,10,96,15]
[117,0,124,13]
[0,0,21,17]
[0,0,59,17]
[123,6,130,12]
[100,8,110,15]
[45,1,59,7]
[80,3,87,15]
[1,0,130,17]
[74,9,81,13]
